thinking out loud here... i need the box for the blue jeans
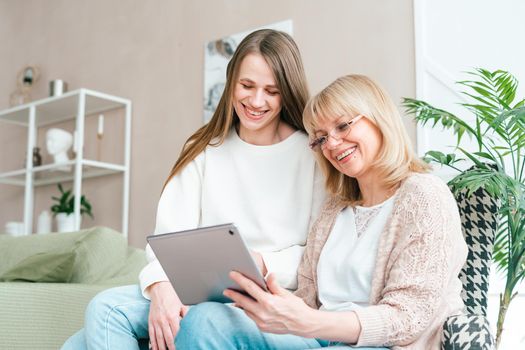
[61,285,150,350]
[175,302,389,350]
[61,285,388,350]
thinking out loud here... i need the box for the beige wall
[0,0,415,247]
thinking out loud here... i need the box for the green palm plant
[403,68,525,348]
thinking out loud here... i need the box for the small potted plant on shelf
[50,183,94,233]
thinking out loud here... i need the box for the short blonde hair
[303,74,430,203]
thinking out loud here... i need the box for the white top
[317,195,396,312]
[139,128,325,299]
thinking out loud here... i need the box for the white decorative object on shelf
[55,213,77,233]
[46,128,73,172]
[4,221,25,236]
[0,89,132,238]
[97,114,104,160]
[36,210,51,234]
[49,79,68,97]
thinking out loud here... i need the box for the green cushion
[0,251,76,282]
[0,226,129,284]
[69,227,129,283]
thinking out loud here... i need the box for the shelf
[0,89,130,127]
[0,160,126,187]
[0,87,131,237]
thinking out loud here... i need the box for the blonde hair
[303,74,430,203]
[163,29,309,191]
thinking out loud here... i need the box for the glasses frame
[309,114,364,151]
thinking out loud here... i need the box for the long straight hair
[163,29,309,191]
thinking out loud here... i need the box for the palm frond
[422,150,463,170]
[461,68,518,110]
[403,98,477,147]
[492,107,525,151]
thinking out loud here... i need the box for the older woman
[175,75,468,349]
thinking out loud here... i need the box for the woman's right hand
[147,281,189,350]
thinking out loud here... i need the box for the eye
[266,90,280,96]
[309,135,328,150]
[335,122,350,133]
[240,83,253,89]
[317,136,328,145]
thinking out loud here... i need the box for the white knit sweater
[139,128,325,298]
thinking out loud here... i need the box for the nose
[249,89,265,108]
[324,135,342,150]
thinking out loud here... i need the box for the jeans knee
[85,292,108,328]
[177,302,236,343]
[85,287,128,328]
[183,302,230,329]
[177,302,262,349]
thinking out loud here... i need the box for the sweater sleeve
[292,225,319,308]
[261,246,305,290]
[261,164,326,290]
[354,178,462,347]
[308,164,327,232]
[139,154,204,299]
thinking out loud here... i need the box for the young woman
[61,29,324,350]
[175,75,468,349]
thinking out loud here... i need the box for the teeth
[246,107,265,116]
[336,147,356,161]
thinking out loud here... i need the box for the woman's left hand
[224,271,315,336]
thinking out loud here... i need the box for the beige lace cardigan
[294,173,468,349]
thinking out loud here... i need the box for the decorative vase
[55,213,80,233]
[37,210,51,234]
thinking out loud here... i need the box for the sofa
[0,226,147,350]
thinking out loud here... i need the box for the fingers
[149,310,183,350]
[266,273,287,296]
[224,288,259,311]
[180,305,189,317]
[155,324,167,350]
[162,321,176,350]
[148,324,157,350]
[149,318,180,350]
[229,271,267,301]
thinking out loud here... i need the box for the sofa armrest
[442,314,495,350]
[0,282,113,350]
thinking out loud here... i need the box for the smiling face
[233,53,282,140]
[314,114,383,183]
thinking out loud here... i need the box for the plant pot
[55,213,81,233]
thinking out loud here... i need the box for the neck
[357,174,398,207]
[53,152,69,164]
[238,119,290,146]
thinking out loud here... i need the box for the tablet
[147,223,268,305]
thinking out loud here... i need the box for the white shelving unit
[0,89,131,238]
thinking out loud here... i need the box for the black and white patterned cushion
[442,180,499,350]
[443,315,494,349]
[454,186,499,315]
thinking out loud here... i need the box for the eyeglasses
[309,114,364,151]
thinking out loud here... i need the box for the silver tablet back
[147,223,268,305]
